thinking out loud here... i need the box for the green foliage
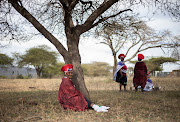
[82,62,112,76]
[0,75,7,79]
[19,45,58,67]
[18,45,59,78]
[42,62,65,78]
[147,57,178,65]
[146,57,178,73]
[0,53,14,66]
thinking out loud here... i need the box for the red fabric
[61,64,73,72]
[122,65,127,76]
[138,54,144,59]
[133,61,147,87]
[147,71,149,75]
[122,65,127,70]
[58,78,88,111]
[118,54,125,59]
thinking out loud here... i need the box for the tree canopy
[18,45,58,78]
[82,62,111,76]
[0,53,14,67]
[95,15,175,74]
[42,62,65,78]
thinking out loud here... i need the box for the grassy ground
[0,77,180,122]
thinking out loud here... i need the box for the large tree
[18,45,58,78]
[0,0,179,100]
[96,17,175,74]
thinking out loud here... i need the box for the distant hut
[171,70,180,77]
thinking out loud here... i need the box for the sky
[1,3,180,72]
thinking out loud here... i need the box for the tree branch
[75,0,120,34]
[8,0,68,59]
[125,43,143,62]
[91,9,132,30]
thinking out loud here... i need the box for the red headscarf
[147,71,149,75]
[61,64,73,73]
[138,54,144,60]
[118,54,125,59]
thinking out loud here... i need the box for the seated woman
[58,64,110,112]
[143,72,154,91]
[137,72,154,91]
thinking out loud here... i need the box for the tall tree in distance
[96,16,174,74]
[0,0,179,100]
[18,45,58,78]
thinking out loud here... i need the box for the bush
[0,75,7,79]
[82,62,112,77]
[16,74,24,79]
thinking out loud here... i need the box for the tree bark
[66,31,90,100]
[113,53,117,75]
[35,67,41,78]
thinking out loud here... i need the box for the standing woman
[133,54,147,92]
[113,54,127,91]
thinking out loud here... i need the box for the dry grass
[0,76,180,122]
[0,79,60,92]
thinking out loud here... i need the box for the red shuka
[58,78,88,111]
[133,61,147,87]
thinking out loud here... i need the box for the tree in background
[171,35,180,61]
[18,45,58,78]
[1,0,179,100]
[146,57,179,74]
[130,57,178,75]
[42,62,65,78]
[82,62,111,77]
[0,53,14,67]
[96,17,175,74]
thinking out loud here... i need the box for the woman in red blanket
[133,54,147,92]
[58,64,110,112]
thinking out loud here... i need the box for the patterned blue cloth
[147,78,152,83]
[113,61,125,81]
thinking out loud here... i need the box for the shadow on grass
[0,90,179,121]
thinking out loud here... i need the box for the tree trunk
[35,67,41,78]
[72,59,90,100]
[113,53,118,75]
[63,32,90,100]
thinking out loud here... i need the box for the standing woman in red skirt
[133,54,147,92]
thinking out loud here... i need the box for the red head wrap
[61,64,73,73]
[118,54,125,59]
[147,71,149,75]
[138,54,144,60]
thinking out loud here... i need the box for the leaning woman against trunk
[58,64,110,112]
